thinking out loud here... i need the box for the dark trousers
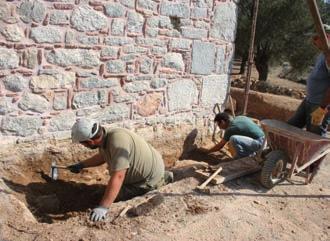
[288,98,330,137]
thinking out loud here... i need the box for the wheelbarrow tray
[261,119,330,180]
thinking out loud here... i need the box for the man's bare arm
[204,139,227,154]
[99,169,127,208]
[81,153,105,168]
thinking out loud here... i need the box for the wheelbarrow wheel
[260,150,288,189]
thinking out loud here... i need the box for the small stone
[170,39,191,50]
[30,26,62,43]
[0,24,24,42]
[17,0,45,23]
[137,0,157,13]
[2,116,42,137]
[18,93,49,113]
[127,11,144,34]
[53,92,67,110]
[167,79,198,111]
[24,49,38,69]
[72,91,100,109]
[140,57,153,74]
[100,47,118,58]
[136,92,162,117]
[80,77,119,88]
[160,2,190,18]
[0,97,16,115]
[181,27,208,39]
[164,53,184,71]
[71,5,107,32]
[49,112,75,132]
[104,3,125,17]
[0,48,19,69]
[120,0,135,9]
[124,81,149,93]
[104,37,134,46]
[106,60,125,73]
[30,75,60,89]
[46,49,100,68]
[3,75,29,92]
[150,78,167,89]
[49,11,70,25]
[111,19,125,36]
[76,35,99,45]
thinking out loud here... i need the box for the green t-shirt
[224,116,264,141]
[99,128,165,188]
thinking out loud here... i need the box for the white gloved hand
[90,206,108,222]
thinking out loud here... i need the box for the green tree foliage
[235,0,328,81]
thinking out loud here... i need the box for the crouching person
[70,118,173,222]
[200,112,265,159]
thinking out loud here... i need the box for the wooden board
[195,157,261,184]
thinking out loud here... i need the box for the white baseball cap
[71,118,100,143]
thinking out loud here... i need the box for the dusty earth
[0,66,329,241]
[0,137,329,241]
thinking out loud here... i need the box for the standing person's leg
[306,103,330,136]
[229,135,264,158]
[287,99,308,128]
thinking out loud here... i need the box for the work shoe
[164,171,174,184]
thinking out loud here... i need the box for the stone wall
[0,0,237,144]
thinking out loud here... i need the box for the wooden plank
[195,169,222,184]
[197,157,261,184]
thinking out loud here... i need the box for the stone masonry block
[150,78,167,89]
[164,53,184,71]
[160,2,190,18]
[80,77,119,88]
[104,3,126,17]
[37,70,75,87]
[0,25,24,42]
[94,103,130,123]
[101,47,118,58]
[215,46,227,74]
[72,91,100,109]
[170,39,191,50]
[0,97,16,115]
[18,93,49,113]
[201,75,228,106]
[2,116,42,137]
[104,37,134,46]
[17,0,45,23]
[140,57,153,74]
[24,49,38,69]
[181,27,208,39]
[3,75,29,92]
[191,8,208,19]
[71,5,107,32]
[127,11,144,34]
[53,92,67,110]
[46,49,100,68]
[106,60,126,73]
[30,26,62,43]
[167,79,198,112]
[0,48,19,69]
[49,11,69,25]
[76,35,99,45]
[112,19,125,36]
[137,0,158,13]
[210,3,238,42]
[120,0,135,9]
[49,112,75,132]
[124,81,149,93]
[191,41,215,75]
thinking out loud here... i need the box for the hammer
[50,161,70,181]
[195,166,223,194]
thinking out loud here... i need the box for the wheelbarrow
[259,119,330,188]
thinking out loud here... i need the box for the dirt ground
[0,139,329,241]
[0,66,329,241]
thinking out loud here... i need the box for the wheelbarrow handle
[52,165,68,169]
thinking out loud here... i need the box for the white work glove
[311,107,326,126]
[90,206,108,222]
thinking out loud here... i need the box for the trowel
[50,161,70,181]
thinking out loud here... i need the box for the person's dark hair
[214,112,231,123]
[91,123,103,140]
